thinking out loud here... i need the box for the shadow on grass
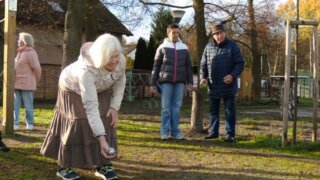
[118,126,320,162]
[1,121,320,179]
[1,143,318,180]
[7,130,47,144]
[114,159,315,180]
[120,136,320,160]
[0,146,58,179]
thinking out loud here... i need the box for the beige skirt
[40,88,117,168]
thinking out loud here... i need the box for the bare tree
[247,0,260,100]
[62,0,86,69]
[190,0,206,133]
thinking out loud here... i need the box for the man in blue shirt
[200,23,244,142]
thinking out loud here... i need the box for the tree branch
[234,39,252,52]
[139,0,192,9]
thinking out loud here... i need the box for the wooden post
[282,20,319,146]
[2,0,17,135]
[292,0,299,144]
[282,20,291,147]
[312,26,318,142]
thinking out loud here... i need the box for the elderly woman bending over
[41,33,126,180]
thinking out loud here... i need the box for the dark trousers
[208,95,236,137]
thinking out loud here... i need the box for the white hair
[89,33,124,69]
[19,32,35,47]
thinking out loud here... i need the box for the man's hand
[106,108,118,128]
[223,74,233,85]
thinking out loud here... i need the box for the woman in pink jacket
[14,32,41,130]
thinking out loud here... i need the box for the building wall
[238,68,253,102]
[35,64,61,100]
[18,24,64,65]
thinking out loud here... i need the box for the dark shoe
[0,140,10,152]
[56,168,80,180]
[95,165,119,180]
[224,135,236,143]
[205,134,219,139]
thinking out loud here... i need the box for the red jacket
[14,46,41,90]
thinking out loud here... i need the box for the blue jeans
[160,83,184,137]
[208,95,236,137]
[14,90,34,126]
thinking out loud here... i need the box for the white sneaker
[27,124,34,130]
[14,125,19,130]
[173,134,184,140]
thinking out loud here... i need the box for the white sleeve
[79,71,106,137]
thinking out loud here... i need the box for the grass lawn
[1,99,320,179]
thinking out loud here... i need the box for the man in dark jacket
[200,23,244,142]
[151,23,193,140]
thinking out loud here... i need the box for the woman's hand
[106,107,118,128]
[187,83,193,91]
[97,135,116,159]
[199,79,208,88]
[151,86,157,93]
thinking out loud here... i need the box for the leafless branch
[139,0,192,9]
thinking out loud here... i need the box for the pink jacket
[14,46,41,90]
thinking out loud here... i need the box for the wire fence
[1,69,318,120]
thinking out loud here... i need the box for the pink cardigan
[14,46,41,90]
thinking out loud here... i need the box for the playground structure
[124,69,194,109]
[268,76,311,98]
[125,70,160,109]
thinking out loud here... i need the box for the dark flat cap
[211,24,225,35]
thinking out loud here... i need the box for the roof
[85,0,132,36]
[123,43,137,54]
[0,0,132,36]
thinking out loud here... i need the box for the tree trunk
[191,90,205,132]
[62,0,86,69]
[248,0,260,100]
[191,0,207,133]
[85,1,99,41]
